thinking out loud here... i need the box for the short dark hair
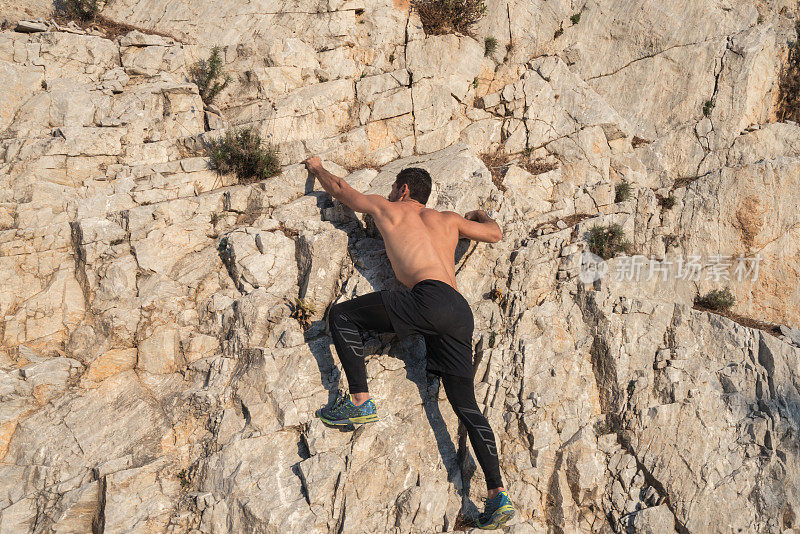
[395,167,432,204]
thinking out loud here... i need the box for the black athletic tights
[328,291,504,490]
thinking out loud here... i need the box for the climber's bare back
[302,156,502,292]
[371,202,460,291]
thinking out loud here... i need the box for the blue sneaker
[314,392,378,426]
[475,490,515,529]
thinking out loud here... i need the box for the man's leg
[440,373,504,491]
[328,291,394,403]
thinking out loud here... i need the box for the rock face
[1,0,799,532]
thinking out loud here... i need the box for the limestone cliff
[1,0,799,532]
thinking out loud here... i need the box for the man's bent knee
[328,302,343,333]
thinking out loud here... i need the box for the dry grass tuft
[291,297,316,331]
[478,148,511,192]
[409,0,487,37]
[777,21,800,122]
[522,158,559,176]
[54,0,181,41]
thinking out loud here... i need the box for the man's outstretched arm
[303,156,388,215]
[446,209,502,243]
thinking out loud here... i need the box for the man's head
[388,167,432,204]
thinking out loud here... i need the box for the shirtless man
[302,156,515,530]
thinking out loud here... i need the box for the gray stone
[14,20,48,33]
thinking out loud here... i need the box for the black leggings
[328,291,504,490]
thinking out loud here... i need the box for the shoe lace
[480,493,501,512]
[333,392,349,409]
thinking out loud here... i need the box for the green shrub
[614,180,631,202]
[208,127,281,184]
[570,12,581,25]
[593,417,613,435]
[190,46,232,106]
[695,287,735,311]
[56,0,103,21]
[484,36,498,56]
[409,0,487,36]
[587,224,631,260]
[177,469,190,488]
[702,99,714,117]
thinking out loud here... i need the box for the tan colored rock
[1,0,799,531]
[83,348,138,384]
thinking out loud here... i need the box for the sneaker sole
[317,413,379,426]
[477,506,515,530]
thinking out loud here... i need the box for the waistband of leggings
[412,279,465,298]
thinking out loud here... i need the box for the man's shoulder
[436,210,464,226]
[432,208,460,218]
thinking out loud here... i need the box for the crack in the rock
[69,221,95,322]
[575,289,690,533]
[92,473,107,534]
[587,36,726,81]
[404,14,417,154]
[505,1,513,54]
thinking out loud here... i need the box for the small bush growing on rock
[292,297,316,330]
[523,157,559,176]
[695,287,735,311]
[614,180,631,202]
[777,20,800,122]
[570,12,581,24]
[658,194,676,209]
[57,0,103,21]
[190,46,231,106]
[484,36,498,56]
[587,224,631,259]
[410,0,487,36]
[593,417,613,435]
[662,233,679,250]
[208,127,281,184]
[702,99,715,117]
